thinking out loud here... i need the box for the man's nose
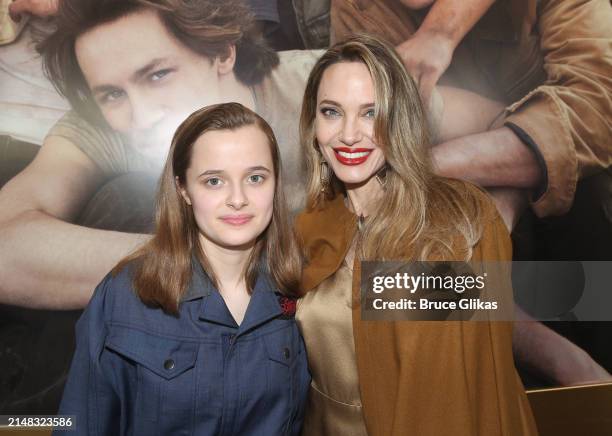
[129,92,164,131]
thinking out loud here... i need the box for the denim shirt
[54,260,310,436]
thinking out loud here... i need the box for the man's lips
[220,214,254,226]
[333,147,374,166]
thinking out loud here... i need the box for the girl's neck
[199,236,254,325]
[198,235,254,293]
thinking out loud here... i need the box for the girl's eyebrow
[197,167,271,178]
[198,169,223,177]
[247,166,272,173]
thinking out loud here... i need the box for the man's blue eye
[151,69,172,81]
[364,109,375,118]
[101,89,125,103]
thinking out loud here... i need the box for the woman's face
[178,125,275,251]
[315,61,386,187]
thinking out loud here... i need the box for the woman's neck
[344,175,385,218]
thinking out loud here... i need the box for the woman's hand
[9,0,59,21]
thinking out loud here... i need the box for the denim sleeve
[53,274,120,436]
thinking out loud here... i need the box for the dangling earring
[375,164,388,189]
[320,160,330,193]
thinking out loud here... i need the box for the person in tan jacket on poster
[332,0,612,222]
[331,0,612,387]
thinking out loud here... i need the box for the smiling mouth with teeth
[333,147,374,166]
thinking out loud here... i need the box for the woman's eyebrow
[318,99,340,106]
[318,99,375,109]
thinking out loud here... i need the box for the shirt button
[164,359,175,370]
[229,334,236,344]
[283,347,291,359]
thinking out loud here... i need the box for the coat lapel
[297,195,358,292]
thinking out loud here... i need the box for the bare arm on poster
[514,307,612,385]
[432,88,542,193]
[396,0,495,102]
[433,87,537,230]
[0,136,150,309]
[394,0,543,228]
[431,126,542,229]
[431,127,543,190]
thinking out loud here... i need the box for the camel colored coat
[295,190,538,435]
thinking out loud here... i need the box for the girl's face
[315,61,386,187]
[178,125,275,251]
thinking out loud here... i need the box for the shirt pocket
[262,323,310,434]
[105,326,198,432]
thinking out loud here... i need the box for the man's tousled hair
[39,0,279,124]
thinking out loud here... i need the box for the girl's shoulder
[86,260,149,324]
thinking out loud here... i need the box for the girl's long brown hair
[114,103,302,315]
[300,34,486,261]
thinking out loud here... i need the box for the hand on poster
[395,0,495,106]
[9,0,58,20]
[396,29,454,104]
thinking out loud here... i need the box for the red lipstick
[333,147,373,166]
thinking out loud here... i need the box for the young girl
[55,103,310,435]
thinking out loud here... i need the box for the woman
[55,103,310,436]
[295,35,538,435]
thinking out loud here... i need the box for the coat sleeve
[502,0,612,217]
[53,274,120,436]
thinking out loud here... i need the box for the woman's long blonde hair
[115,103,302,315]
[300,34,486,261]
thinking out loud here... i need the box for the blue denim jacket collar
[181,255,215,302]
[182,254,283,333]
